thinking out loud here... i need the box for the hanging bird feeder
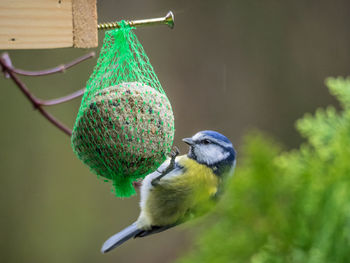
[71,16,175,197]
[0,2,175,197]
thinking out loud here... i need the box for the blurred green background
[1,0,350,262]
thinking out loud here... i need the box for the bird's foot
[170,146,180,159]
[152,146,180,186]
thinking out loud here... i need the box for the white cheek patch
[194,144,230,165]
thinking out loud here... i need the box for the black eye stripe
[202,139,210,144]
[196,139,221,146]
[195,138,228,148]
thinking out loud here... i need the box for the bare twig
[37,88,85,106]
[37,107,73,136]
[9,52,95,76]
[0,62,72,136]
[0,52,95,136]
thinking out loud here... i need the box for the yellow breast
[177,156,219,198]
[144,156,219,226]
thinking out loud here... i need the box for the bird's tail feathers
[101,222,142,253]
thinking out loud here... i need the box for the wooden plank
[72,0,97,48]
[0,0,73,49]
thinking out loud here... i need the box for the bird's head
[182,130,236,170]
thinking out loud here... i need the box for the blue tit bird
[101,130,236,253]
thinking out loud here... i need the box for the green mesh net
[71,22,175,197]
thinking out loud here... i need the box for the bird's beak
[182,137,194,145]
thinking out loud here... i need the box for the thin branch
[0,62,72,136]
[1,52,13,78]
[9,52,95,76]
[0,52,95,136]
[37,88,85,106]
[37,107,72,136]
[1,57,40,109]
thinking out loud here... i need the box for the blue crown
[201,130,232,145]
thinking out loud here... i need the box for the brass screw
[98,11,174,30]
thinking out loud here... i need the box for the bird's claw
[151,146,180,186]
[169,146,180,159]
[165,146,180,173]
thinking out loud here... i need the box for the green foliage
[179,77,350,263]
